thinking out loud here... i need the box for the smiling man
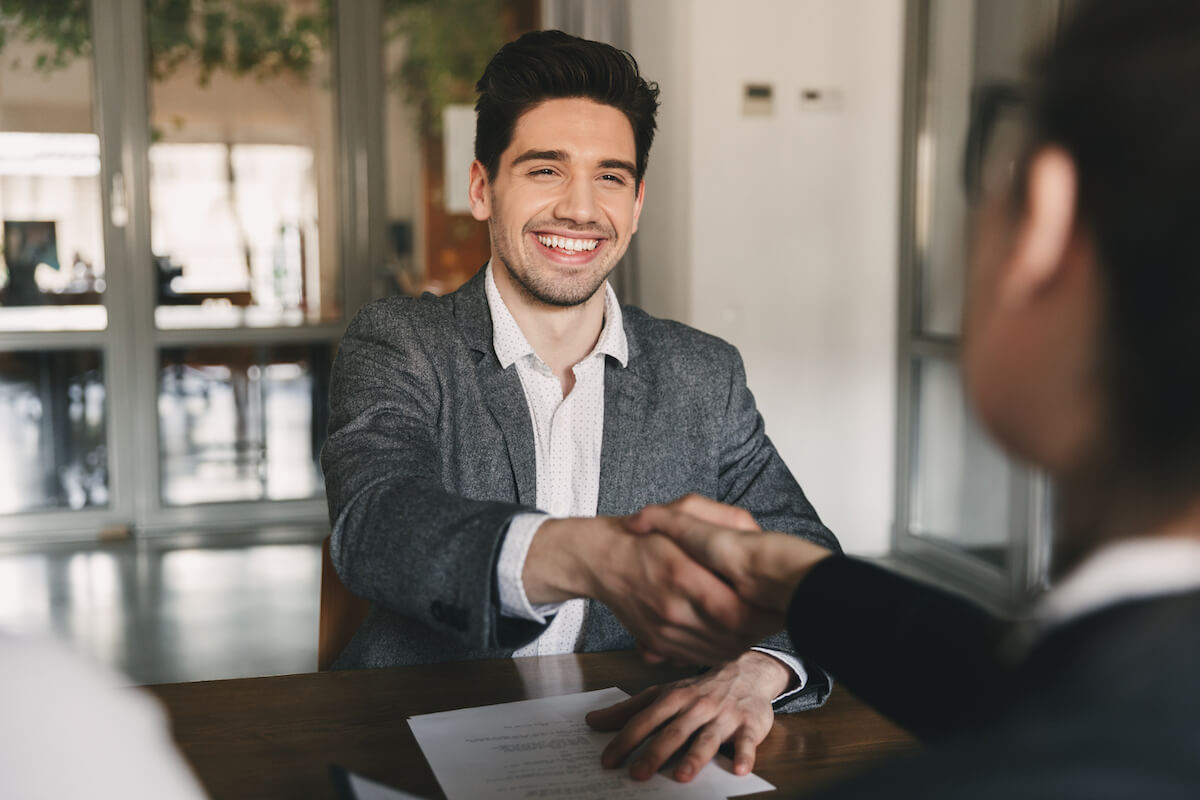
[321,30,840,779]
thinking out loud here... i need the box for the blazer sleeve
[787,556,1008,740]
[321,300,546,652]
[715,346,843,712]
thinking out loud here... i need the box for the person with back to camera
[601,0,1200,794]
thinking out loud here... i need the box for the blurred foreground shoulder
[0,635,208,799]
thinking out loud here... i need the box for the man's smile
[535,233,600,252]
[528,230,609,264]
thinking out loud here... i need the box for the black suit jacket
[789,557,1200,798]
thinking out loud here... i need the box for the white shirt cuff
[750,646,809,704]
[497,513,566,623]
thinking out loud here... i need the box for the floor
[0,527,326,685]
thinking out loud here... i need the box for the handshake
[527,494,835,667]
[524,495,836,782]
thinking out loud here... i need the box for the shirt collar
[484,261,628,370]
[1035,536,1200,630]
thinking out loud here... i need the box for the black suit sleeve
[787,557,1008,740]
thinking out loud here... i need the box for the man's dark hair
[474,29,660,182]
[1025,0,1200,533]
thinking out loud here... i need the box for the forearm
[328,473,529,634]
[322,306,548,648]
[323,393,533,647]
[520,516,632,605]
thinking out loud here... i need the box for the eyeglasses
[962,82,1028,203]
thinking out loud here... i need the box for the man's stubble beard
[489,204,619,308]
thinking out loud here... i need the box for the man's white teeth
[537,234,598,252]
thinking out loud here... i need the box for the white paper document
[347,771,426,800]
[408,687,775,799]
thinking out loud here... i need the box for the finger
[633,640,668,666]
[671,494,761,532]
[683,567,760,636]
[630,700,720,781]
[673,715,741,783]
[732,729,762,775]
[647,598,758,665]
[642,627,744,667]
[631,508,728,573]
[600,689,686,770]
[586,687,660,732]
[623,505,668,535]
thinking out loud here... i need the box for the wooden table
[148,651,915,799]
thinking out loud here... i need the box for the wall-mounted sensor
[798,87,844,112]
[743,83,774,117]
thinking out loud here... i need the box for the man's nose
[554,177,599,224]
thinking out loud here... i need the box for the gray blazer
[322,268,841,710]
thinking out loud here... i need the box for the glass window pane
[909,357,1010,569]
[380,0,538,297]
[0,5,107,332]
[0,350,108,513]
[158,343,330,505]
[917,0,1055,337]
[146,1,338,328]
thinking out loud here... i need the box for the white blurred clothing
[0,634,207,800]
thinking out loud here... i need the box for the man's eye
[529,168,556,177]
[600,174,627,184]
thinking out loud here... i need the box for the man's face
[469,97,645,307]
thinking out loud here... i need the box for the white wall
[631,0,904,555]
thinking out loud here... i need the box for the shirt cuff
[497,513,566,623]
[750,646,809,705]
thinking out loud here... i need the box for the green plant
[383,0,506,137]
[0,0,331,84]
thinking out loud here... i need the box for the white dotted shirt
[488,263,623,656]
[486,264,807,699]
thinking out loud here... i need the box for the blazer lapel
[596,333,650,518]
[454,267,538,508]
[588,318,650,649]
[476,363,538,508]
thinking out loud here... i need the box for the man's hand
[626,495,834,613]
[524,516,777,665]
[586,650,789,781]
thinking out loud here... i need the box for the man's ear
[1002,146,1078,306]
[468,160,491,222]
[631,180,646,235]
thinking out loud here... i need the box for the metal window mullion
[105,0,161,530]
[334,0,384,320]
[360,0,388,313]
[909,336,958,361]
[87,0,138,531]
[891,0,930,557]
[138,497,331,535]
[0,331,111,350]
[0,508,131,542]
[154,323,346,349]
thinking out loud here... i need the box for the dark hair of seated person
[473,29,661,183]
[1023,0,1200,565]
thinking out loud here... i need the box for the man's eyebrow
[598,159,637,176]
[510,150,637,177]
[511,149,565,167]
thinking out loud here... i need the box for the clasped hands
[526,495,832,782]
